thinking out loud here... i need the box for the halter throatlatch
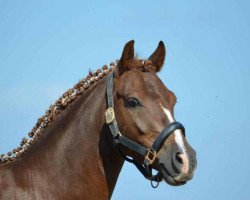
[106,70,185,188]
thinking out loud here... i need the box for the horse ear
[148,41,166,72]
[118,40,134,74]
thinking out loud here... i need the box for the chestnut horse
[0,41,197,199]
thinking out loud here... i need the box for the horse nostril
[172,152,184,173]
[175,152,183,164]
[172,151,189,175]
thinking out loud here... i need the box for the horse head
[110,40,197,186]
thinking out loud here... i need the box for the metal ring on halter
[151,176,160,188]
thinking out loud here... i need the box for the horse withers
[0,41,197,199]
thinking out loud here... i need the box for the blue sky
[0,0,250,199]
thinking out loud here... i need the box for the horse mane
[0,61,119,165]
[0,58,152,166]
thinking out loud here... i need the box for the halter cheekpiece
[106,70,185,188]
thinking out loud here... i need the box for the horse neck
[4,76,124,199]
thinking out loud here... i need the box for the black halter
[106,71,185,187]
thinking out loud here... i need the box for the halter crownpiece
[106,69,185,188]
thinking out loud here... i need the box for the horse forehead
[141,72,170,96]
[119,71,169,97]
[120,70,172,103]
[140,73,176,105]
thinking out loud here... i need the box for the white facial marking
[160,105,186,151]
[161,105,189,175]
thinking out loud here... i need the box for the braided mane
[0,58,152,166]
[0,62,118,165]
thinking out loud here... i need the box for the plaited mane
[0,59,152,166]
[0,62,118,165]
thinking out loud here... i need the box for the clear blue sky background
[0,1,249,199]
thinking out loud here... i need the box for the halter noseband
[106,70,185,187]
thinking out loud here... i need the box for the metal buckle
[105,107,115,124]
[145,150,157,165]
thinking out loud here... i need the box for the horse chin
[159,166,187,186]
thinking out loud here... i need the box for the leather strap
[151,122,185,152]
[107,70,115,108]
[116,136,148,157]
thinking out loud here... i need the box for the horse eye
[126,98,141,109]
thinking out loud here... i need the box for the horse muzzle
[157,142,197,186]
